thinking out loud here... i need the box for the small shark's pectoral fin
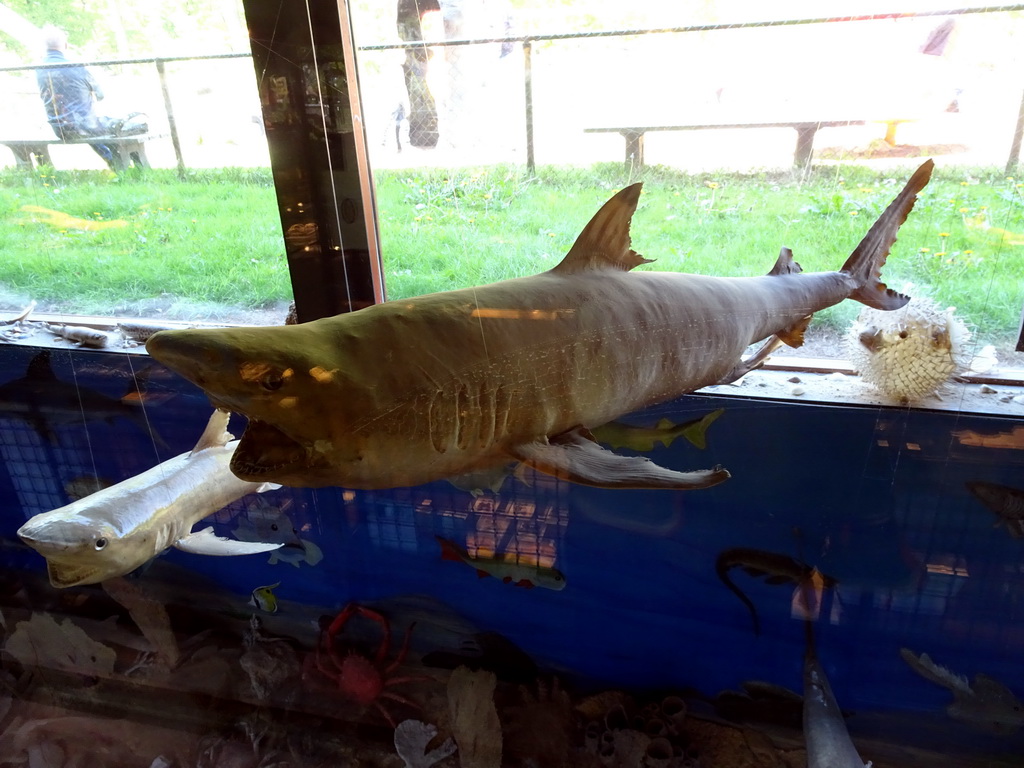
[174,526,284,556]
[507,429,730,490]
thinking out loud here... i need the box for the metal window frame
[240,0,384,323]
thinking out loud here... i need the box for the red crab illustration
[312,602,427,728]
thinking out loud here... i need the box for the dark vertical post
[793,123,816,168]
[523,39,534,174]
[397,0,440,148]
[240,0,382,321]
[1006,88,1024,175]
[155,59,186,179]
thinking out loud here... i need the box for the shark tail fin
[683,408,724,450]
[842,159,934,311]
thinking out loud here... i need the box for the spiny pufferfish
[846,297,971,402]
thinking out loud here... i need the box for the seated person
[36,26,118,168]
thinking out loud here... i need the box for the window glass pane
[0,0,290,326]
[350,1,1024,370]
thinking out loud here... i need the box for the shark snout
[146,329,232,389]
[17,520,75,554]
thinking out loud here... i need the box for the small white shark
[18,410,283,588]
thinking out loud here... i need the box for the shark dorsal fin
[768,247,803,276]
[551,183,653,274]
[190,409,234,455]
[26,350,56,380]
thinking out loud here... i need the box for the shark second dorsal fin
[551,183,653,274]
[768,247,803,276]
[190,409,234,455]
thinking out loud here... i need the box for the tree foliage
[0,0,247,61]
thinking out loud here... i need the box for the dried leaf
[447,666,501,768]
[4,613,115,678]
[102,577,179,668]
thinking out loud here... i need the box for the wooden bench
[1,133,166,172]
[585,120,872,169]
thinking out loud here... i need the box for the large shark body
[147,161,933,491]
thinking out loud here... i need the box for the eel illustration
[146,161,933,491]
[716,547,839,635]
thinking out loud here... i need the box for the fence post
[155,59,186,178]
[1006,87,1024,175]
[523,39,534,174]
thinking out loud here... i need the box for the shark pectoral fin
[255,482,282,493]
[174,526,284,556]
[508,430,730,490]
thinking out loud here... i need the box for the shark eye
[260,371,285,392]
[94,537,108,551]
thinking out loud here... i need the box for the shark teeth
[231,417,310,480]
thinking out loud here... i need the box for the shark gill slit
[470,286,490,361]
[454,379,467,451]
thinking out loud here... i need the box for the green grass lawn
[377,163,1024,346]
[1,162,1021,348]
[0,167,289,318]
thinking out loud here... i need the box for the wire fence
[2,6,1023,175]
[355,5,1024,174]
[0,52,266,173]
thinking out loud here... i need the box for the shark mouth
[231,417,314,481]
[46,559,106,588]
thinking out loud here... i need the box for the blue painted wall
[1,342,1022,757]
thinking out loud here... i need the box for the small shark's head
[17,513,126,587]
[146,326,341,485]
